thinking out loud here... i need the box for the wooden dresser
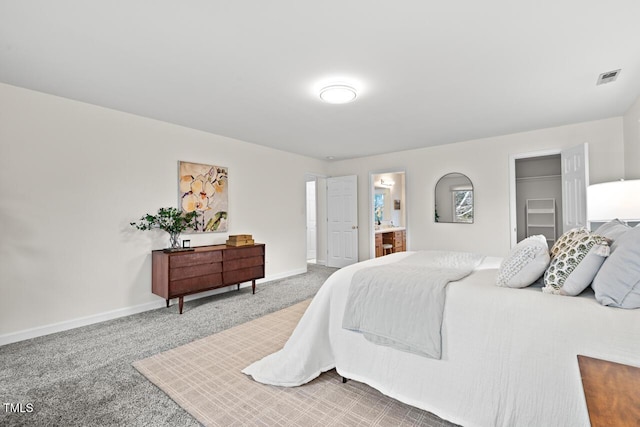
[152,244,265,314]
[578,355,640,427]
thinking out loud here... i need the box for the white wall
[328,118,625,260]
[387,172,405,227]
[624,94,640,179]
[0,83,327,340]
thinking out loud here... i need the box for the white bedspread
[342,251,484,358]
[243,252,640,427]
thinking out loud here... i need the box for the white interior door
[327,175,358,268]
[561,143,589,233]
[306,180,317,261]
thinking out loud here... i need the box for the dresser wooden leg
[252,280,256,294]
[166,299,170,308]
[179,297,184,314]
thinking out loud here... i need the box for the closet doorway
[515,154,562,246]
[509,144,589,247]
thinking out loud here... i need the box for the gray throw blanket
[342,251,484,359]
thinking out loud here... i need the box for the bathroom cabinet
[375,228,406,257]
[375,233,383,257]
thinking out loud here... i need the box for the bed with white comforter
[243,251,640,427]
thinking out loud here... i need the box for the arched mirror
[435,173,474,223]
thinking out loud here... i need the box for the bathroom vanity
[375,227,406,257]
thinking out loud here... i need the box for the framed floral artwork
[178,161,228,232]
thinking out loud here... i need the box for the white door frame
[369,168,407,259]
[509,149,561,248]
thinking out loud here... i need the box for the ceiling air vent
[596,69,621,85]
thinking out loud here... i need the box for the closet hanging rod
[516,174,561,182]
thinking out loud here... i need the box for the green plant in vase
[131,207,199,251]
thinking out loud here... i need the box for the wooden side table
[577,355,640,427]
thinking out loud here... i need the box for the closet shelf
[527,208,555,214]
[526,198,556,244]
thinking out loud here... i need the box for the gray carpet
[0,263,337,427]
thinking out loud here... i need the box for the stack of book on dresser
[226,234,255,246]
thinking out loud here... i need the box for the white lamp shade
[587,179,640,221]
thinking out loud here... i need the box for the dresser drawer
[223,245,264,261]
[170,250,222,268]
[169,262,223,281]
[224,256,263,272]
[223,265,264,284]
[169,273,223,296]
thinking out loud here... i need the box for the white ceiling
[1,1,639,160]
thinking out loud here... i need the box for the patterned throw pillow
[543,228,610,296]
[496,235,550,288]
[549,228,583,260]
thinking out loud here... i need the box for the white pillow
[543,228,610,296]
[496,235,550,288]
[592,218,631,253]
[592,225,640,309]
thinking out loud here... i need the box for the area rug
[133,300,456,426]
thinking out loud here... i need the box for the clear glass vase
[168,233,181,249]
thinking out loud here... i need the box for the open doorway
[515,154,562,246]
[305,174,328,265]
[509,144,589,248]
[369,170,407,259]
[306,179,317,263]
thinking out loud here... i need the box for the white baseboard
[259,266,307,282]
[0,300,165,347]
[0,267,308,347]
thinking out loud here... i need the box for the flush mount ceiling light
[319,84,357,104]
